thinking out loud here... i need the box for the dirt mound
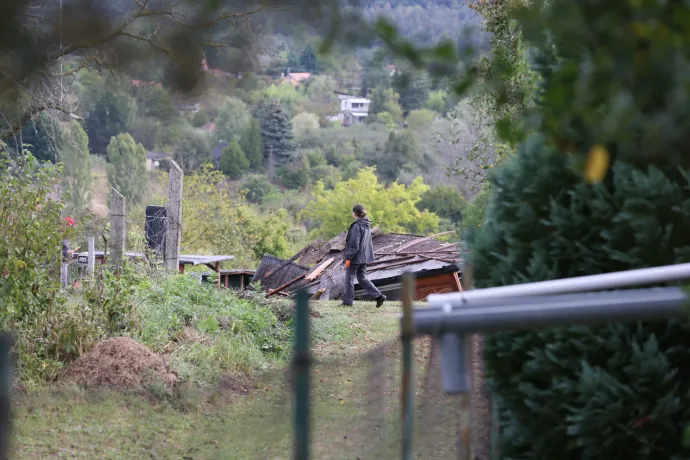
[62,337,178,390]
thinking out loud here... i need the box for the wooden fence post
[165,161,183,273]
[109,189,126,269]
[87,237,95,280]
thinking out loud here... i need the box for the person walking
[342,204,386,308]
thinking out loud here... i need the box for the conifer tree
[86,90,135,155]
[257,101,295,177]
[60,121,92,211]
[106,133,147,206]
[219,140,249,179]
[240,117,264,171]
[471,1,690,458]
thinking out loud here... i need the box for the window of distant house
[352,102,362,108]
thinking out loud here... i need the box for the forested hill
[359,0,488,47]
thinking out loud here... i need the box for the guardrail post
[293,289,310,460]
[401,273,415,460]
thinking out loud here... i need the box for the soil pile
[62,337,178,390]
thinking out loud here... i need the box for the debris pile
[255,230,463,301]
[62,337,178,390]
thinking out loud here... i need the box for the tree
[240,117,264,171]
[425,89,450,114]
[86,90,135,156]
[298,43,321,73]
[300,166,439,237]
[9,113,64,163]
[367,87,404,122]
[417,185,466,224]
[470,0,690,457]
[135,85,176,122]
[0,151,63,329]
[406,109,436,131]
[360,50,392,96]
[170,123,212,172]
[392,71,431,113]
[215,97,251,142]
[257,101,295,176]
[0,1,277,140]
[378,129,423,181]
[242,174,278,204]
[219,140,249,179]
[106,133,147,206]
[158,165,291,267]
[60,121,92,211]
[292,112,320,142]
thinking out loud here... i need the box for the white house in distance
[335,93,371,126]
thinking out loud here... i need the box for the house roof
[179,255,234,266]
[282,72,312,86]
[199,122,216,133]
[343,97,371,103]
[146,151,172,161]
[292,231,461,298]
[211,141,229,162]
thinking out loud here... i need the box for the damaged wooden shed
[254,230,463,301]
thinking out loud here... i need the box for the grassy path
[13,302,462,459]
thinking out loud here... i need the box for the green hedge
[471,134,690,459]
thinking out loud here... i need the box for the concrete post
[109,188,126,269]
[87,237,95,280]
[165,161,183,272]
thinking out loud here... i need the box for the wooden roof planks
[266,257,335,297]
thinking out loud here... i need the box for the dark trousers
[343,264,382,305]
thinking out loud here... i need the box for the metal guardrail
[406,263,690,394]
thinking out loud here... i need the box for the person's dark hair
[352,204,368,218]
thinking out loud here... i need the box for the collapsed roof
[256,230,461,300]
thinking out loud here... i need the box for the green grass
[13,301,463,459]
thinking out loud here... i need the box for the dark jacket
[62,239,69,263]
[344,218,375,265]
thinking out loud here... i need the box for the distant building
[281,72,311,87]
[146,151,172,172]
[338,94,371,126]
[211,141,229,169]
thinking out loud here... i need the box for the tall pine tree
[60,121,92,211]
[86,90,135,155]
[257,101,294,177]
[106,133,147,206]
[240,117,264,171]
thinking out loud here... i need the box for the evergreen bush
[472,135,690,459]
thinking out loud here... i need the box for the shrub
[473,134,690,459]
[219,140,249,179]
[406,109,437,131]
[242,174,279,204]
[135,275,292,383]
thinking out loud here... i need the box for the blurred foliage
[60,121,92,212]
[106,132,147,206]
[474,134,690,459]
[219,139,249,179]
[300,166,439,237]
[161,164,292,266]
